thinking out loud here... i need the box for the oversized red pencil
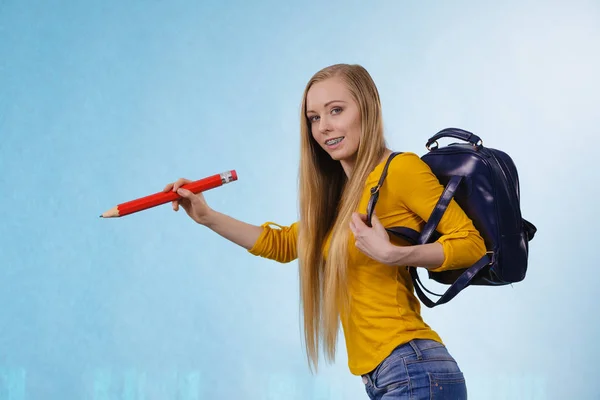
[100,170,238,218]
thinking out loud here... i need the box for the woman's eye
[331,107,342,114]
[309,115,320,122]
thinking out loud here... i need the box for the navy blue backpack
[366,128,537,308]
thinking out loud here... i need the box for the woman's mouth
[325,137,345,149]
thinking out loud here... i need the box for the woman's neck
[340,148,393,178]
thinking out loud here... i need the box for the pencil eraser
[231,170,238,181]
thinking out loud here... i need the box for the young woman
[164,64,486,399]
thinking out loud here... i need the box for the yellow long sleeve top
[247,152,487,376]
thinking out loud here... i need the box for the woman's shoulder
[387,151,429,174]
[367,151,431,189]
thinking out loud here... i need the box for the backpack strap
[366,152,403,227]
[410,254,491,307]
[409,174,491,307]
[417,175,463,245]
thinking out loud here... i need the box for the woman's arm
[165,177,296,260]
[351,152,486,270]
[389,153,487,271]
[387,241,445,269]
[350,212,445,269]
[199,209,299,263]
[202,209,264,250]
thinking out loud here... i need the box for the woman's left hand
[350,212,399,265]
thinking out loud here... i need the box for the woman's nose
[319,117,332,133]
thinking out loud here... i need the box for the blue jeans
[361,339,467,399]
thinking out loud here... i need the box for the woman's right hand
[163,178,213,225]
[163,177,265,250]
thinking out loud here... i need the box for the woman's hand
[163,178,213,225]
[350,212,401,266]
[350,212,446,269]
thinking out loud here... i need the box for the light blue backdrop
[1,1,598,399]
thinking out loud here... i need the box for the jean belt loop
[361,373,374,386]
[408,340,423,361]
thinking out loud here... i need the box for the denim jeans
[361,339,467,399]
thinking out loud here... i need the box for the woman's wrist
[387,244,409,266]
[198,208,218,227]
[388,242,445,269]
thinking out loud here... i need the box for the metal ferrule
[220,171,234,184]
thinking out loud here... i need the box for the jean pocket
[372,378,409,396]
[370,361,409,394]
[429,371,467,400]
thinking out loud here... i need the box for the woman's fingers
[165,178,193,211]
[173,178,192,192]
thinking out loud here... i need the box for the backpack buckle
[486,251,495,265]
[426,141,439,151]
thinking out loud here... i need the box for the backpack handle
[426,128,483,150]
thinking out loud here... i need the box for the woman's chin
[326,147,345,160]
[323,144,356,163]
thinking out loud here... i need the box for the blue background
[1,1,598,398]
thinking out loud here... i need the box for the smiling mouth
[325,137,344,146]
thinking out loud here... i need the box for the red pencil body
[104,170,237,217]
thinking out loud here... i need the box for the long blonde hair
[297,64,387,372]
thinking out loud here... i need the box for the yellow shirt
[247,152,487,376]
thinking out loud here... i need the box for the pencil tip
[99,215,103,218]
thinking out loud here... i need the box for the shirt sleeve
[247,221,299,264]
[389,152,487,272]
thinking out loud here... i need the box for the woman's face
[306,77,362,164]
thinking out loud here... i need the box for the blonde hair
[297,64,387,372]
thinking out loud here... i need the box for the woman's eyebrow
[307,100,347,114]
